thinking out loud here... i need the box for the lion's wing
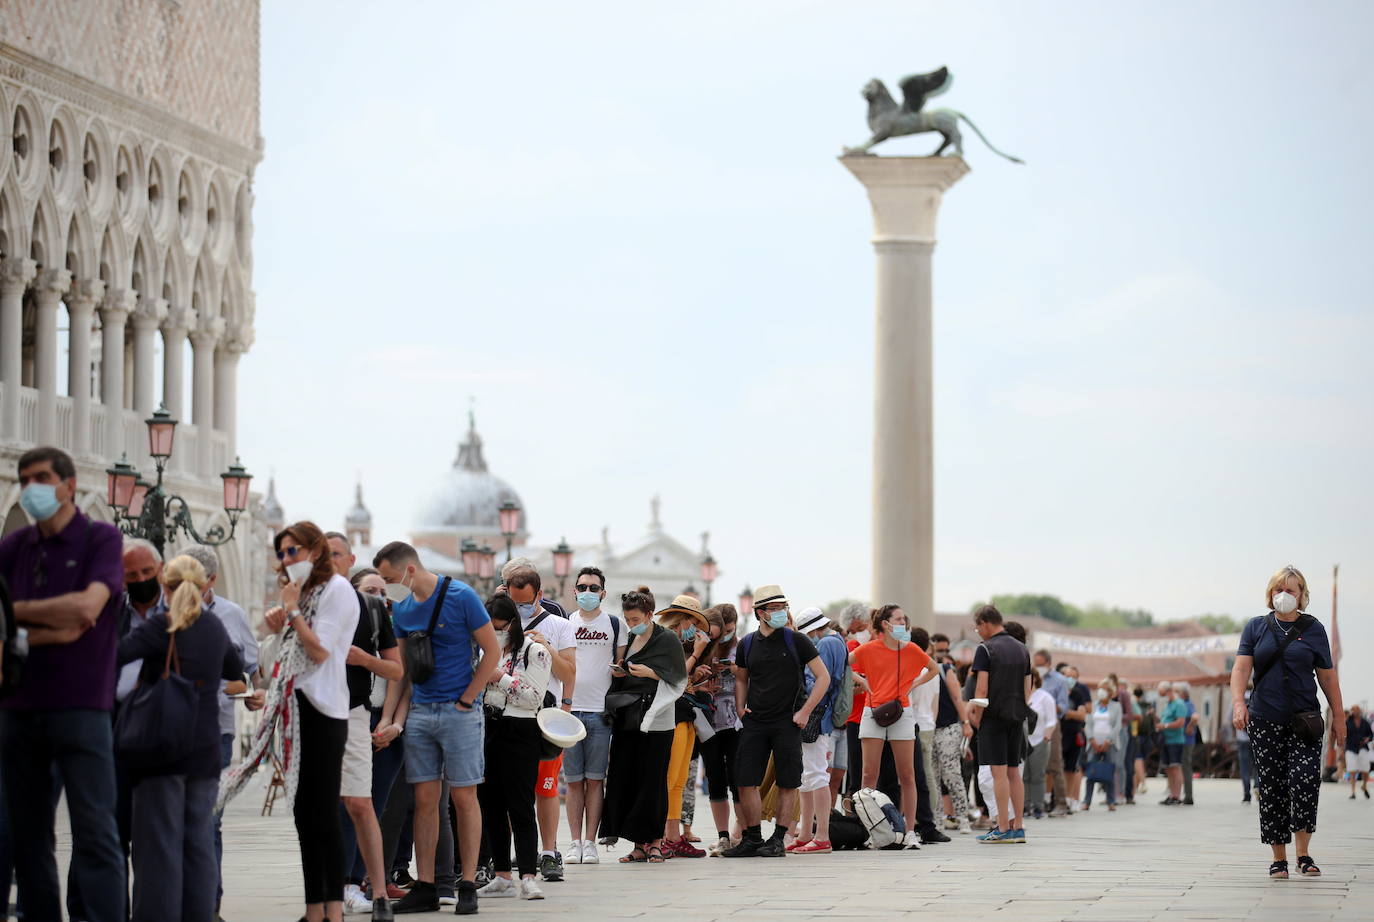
[898,67,952,113]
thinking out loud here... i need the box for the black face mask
[127,576,161,606]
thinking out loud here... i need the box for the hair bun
[636,585,651,595]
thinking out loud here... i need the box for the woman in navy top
[1230,565,1345,880]
[118,554,244,922]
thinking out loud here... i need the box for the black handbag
[604,691,651,731]
[116,634,199,764]
[801,706,826,743]
[403,577,450,686]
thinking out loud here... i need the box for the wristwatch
[561,697,573,706]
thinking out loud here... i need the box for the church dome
[416,413,527,536]
[345,483,372,530]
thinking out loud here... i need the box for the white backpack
[853,787,905,849]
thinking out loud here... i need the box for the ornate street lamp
[498,499,521,563]
[699,552,718,606]
[552,537,574,601]
[739,585,754,631]
[461,539,483,590]
[105,404,253,557]
[479,544,496,594]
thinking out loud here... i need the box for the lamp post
[479,544,496,594]
[699,552,718,606]
[552,537,574,603]
[498,500,521,563]
[105,404,253,557]
[739,585,754,632]
[461,539,483,592]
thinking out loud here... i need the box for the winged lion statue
[843,67,1023,164]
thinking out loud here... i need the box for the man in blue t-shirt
[1157,682,1190,806]
[374,542,500,916]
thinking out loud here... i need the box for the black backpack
[829,809,870,851]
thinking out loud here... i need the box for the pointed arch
[97,221,128,289]
[0,173,27,260]
[28,186,61,269]
[131,232,160,301]
[162,245,189,307]
[64,207,96,278]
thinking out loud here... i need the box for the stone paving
[53,778,1374,921]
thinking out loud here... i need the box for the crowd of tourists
[0,446,1353,920]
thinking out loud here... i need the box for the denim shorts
[828,727,848,771]
[562,711,613,782]
[404,701,485,788]
[1163,742,1184,767]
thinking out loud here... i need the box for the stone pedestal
[840,155,968,631]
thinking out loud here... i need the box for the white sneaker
[903,830,921,849]
[958,821,973,835]
[478,877,516,898]
[566,839,583,864]
[343,884,373,914]
[580,840,599,864]
[518,877,545,900]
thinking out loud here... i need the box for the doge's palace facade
[0,1,268,616]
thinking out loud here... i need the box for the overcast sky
[239,0,1373,706]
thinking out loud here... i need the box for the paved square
[56,778,1373,920]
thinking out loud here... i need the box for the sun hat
[658,594,709,631]
[538,707,588,749]
[752,584,789,609]
[795,607,831,634]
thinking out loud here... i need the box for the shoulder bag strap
[610,614,620,651]
[1252,614,1309,687]
[162,632,180,678]
[526,610,550,633]
[425,577,450,635]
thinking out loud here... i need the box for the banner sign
[1032,631,1242,659]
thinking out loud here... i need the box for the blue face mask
[20,483,61,522]
[891,626,911,643]
[720,632,734,644]
[682,625,696,642]
[767,610,789,629]
[575,591,601,612]
[517,602,538,620]
[628,621,649,636]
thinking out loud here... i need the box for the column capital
[839,155,969,243]
[132,296,169,331]
[63,278,106,311]
[189,315,226,348]
[220,323,254,356]
[98,288,137,323]
[163,303,196,335]
[0,257,38,294]
[33,268,73,301]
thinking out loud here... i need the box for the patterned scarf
[216,583,323,816]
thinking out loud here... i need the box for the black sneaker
[920,829,951,844]
[1182,798,1194,805]
[538,852,564,882]
[454,880,478,916]
[720,835,764,858]
[756,836,786,857]
[372,898,394,922]
[391,868,416,890]
[393,881,439,914]
[473,860,494,888]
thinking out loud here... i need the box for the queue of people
[0,444,1356,922]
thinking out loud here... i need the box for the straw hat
[658,594,709,631]
[752,584,789,609]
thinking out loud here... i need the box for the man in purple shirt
[0,447,126,922]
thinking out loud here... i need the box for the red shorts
[536,755,562,799]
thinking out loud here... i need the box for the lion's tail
[953,112,1024,164]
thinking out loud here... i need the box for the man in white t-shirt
[505,565,577,883]
[557,566,625,866]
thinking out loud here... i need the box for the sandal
[1297,856,1321,877]
[647,846,665,863]
[1268,859,1289,879]
[618,847,647,863]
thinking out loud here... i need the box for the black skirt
[599,726,675,845]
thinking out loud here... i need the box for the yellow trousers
[665,721,697,821]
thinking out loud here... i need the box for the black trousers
[601,728,674,845]
[700,727,740,804]
[477,715,540,876]
[294,693,348,904]
[1250,717,1321,846]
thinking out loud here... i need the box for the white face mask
[852,630,871,645]
[385,574,413,604]
[1036,665,1049,678]
[285,560,313,585]
[1272,591,1298,615]
[1096,687,1109,702]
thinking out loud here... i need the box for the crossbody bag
[1253,613,1324,744]
[403,577,450,686]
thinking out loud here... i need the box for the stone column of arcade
[840,155,968,632]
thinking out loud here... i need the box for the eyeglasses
[276,546,306,561]
[575,584,602,593]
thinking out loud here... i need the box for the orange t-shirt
[850,639,933,709]
[846,638,866,723]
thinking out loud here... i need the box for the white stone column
[99,290,136,459]
[214,331,248,459]
[0,258,37,441]
[190,316,223,476]
[31,269,72,445]
[841,155,968,631]
[63,279,105,456]
[162,305,194,420]
[130,296,168,414]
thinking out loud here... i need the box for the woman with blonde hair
[1231,565,1344,879]
[118,554,245,922]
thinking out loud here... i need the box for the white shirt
[1028,687,1058,746]
[570,609,626,712]
[521,609,576,703]
[295,574,360,720]
[911,666,939,732]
